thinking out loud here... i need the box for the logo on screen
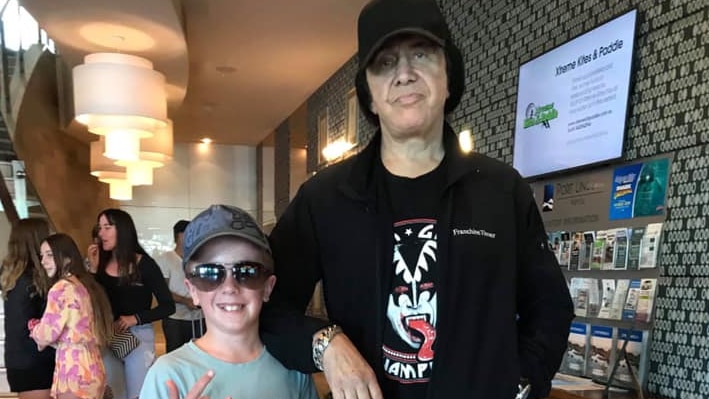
[523,102,558,129]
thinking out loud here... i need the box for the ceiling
[22,0,369,146]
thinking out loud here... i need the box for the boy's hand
[166,370,232,399]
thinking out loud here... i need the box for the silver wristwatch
[516,378,531,399]
[312,324,343,371]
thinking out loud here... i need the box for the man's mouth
[393,93,423,105]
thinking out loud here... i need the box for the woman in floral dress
[29,233,114,399]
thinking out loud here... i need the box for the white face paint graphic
[387,222,437,349]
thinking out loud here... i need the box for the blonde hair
[0,218,50,299]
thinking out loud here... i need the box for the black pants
[163,317,206,353]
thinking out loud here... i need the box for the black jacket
[262,124,574,399]
[3,271,55,369]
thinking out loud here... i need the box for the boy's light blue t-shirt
[140,341,318,399]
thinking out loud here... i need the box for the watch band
[312,324,343,371]
[516,378,531,399]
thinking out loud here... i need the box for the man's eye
[379,58,395,67]
[374,54,397,69]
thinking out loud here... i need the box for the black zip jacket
[261,124,574,399]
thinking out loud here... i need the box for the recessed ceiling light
[201,137,212,144]
[215,65,236,74]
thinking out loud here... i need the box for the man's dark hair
[173,220,190,243]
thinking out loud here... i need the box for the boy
[140,204,318,399]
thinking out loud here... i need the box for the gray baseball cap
[182,204,271,266]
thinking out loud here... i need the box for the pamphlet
[580,232,595,271]
[622,279,642,320]
[639,223,663,269]
[613,228,629,270]
[597,279,616,319]
[586,325,615,381]
[626,226,645,270]
[591,230,606,270]
[561,322,589,376]
[613,329,650,388]
[569,232,584,271]
[610,279,630,320]
[634,278,658,322]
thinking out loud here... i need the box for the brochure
[626,226,645,270]
[639,223,663,269]
[612,329,650,388]
[591,230,606,270]
[634,278,658,322]
[613,228,629,270]
[586,325,615,381]
[561,322,589,377]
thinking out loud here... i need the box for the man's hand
[166,370,232,399]
[322,334,383,399]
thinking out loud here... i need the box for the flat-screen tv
[513,9,638,180]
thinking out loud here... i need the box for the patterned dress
[30,276,106,399]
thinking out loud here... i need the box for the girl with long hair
[29,233,114,399]
[94,208,175,399]
[0,217,54,399]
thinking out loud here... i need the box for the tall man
[259,0,575,398]
[159,220,204,353]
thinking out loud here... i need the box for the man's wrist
[312,324,343,371]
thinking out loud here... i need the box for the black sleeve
[260,183,331,373]
[136,256,175,324]
[514,178,575,399]
[5,275,39,340]
[4,274,55,367]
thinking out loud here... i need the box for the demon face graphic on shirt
[385,219,438,369]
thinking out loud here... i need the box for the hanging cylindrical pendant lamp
[90,138,133,200]
[115,119,174,186]
[74,52,167,161]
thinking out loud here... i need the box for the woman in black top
[94,209,175,399]
[0,218,54,399]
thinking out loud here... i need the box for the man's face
[365,35,449,139]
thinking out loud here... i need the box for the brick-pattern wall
[301,1,709,397]
[306,57,377,172]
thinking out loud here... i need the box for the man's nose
[394,56,417,85]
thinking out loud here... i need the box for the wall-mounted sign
[609,158,670,220]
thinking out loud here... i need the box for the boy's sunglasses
[187,262,272,291]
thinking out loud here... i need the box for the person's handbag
[109,330,140,359]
